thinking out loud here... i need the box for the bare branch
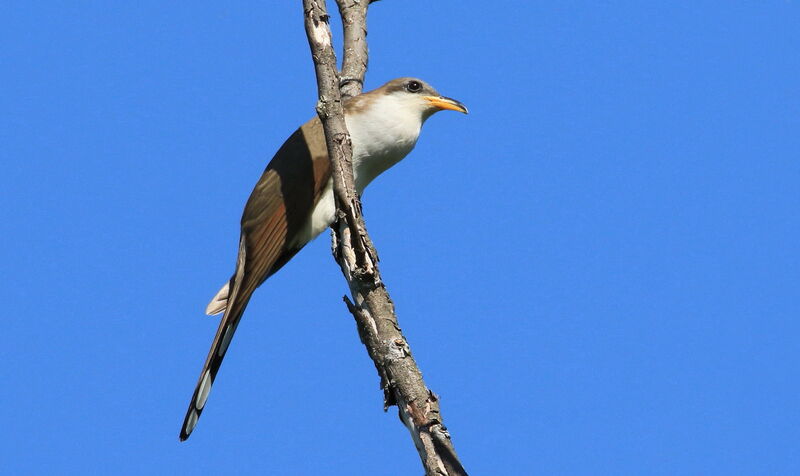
[302,2,468,474]
[336,0,369,98]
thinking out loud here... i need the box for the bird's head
[370,77,468,121]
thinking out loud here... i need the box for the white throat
[346,93,425,192]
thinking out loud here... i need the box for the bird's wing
[180,117,330,440]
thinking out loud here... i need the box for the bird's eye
[406,81,422,93]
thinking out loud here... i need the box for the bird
[179,77,467,440]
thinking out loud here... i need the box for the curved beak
[423,96,469,114]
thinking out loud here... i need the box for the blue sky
[1,1,798,474]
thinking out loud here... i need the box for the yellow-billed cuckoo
[180,77,467,440]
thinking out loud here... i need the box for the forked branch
[302,2,467,474]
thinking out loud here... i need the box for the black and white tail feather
[179,241,247,441]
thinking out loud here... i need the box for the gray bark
[336,0,369,98]
[302,2,468,475]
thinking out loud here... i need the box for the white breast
[292,94,424,247]
[347,94,423,192]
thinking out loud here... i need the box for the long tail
[180,236,256,441]
[179,287,250,440]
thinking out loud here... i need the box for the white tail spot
[185,409,199,436]
[218,322,237,357]
[196,370,212,410]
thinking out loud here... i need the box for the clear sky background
[1,1,798,474]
